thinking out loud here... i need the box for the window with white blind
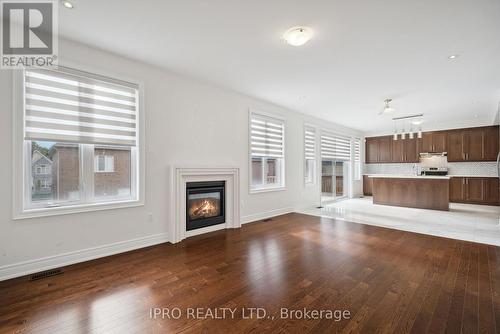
[320,132,351,161]
[18,66,141,214]
[304,126,316,185]
[249,111,285,192]
[354,138,361,180]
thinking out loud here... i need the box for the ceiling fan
[378,98,395,115]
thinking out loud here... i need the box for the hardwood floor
[1,213,499,333]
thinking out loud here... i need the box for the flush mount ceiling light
[378,98,395,115]
[448,54,459,59]
[62,0,74,9]
[283,27,313,46]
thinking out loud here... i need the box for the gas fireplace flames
[189,199,220,220]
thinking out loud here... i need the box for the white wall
[0,39,362,280]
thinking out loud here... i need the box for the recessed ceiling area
[59,0,500,134]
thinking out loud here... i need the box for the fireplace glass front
[186,181,225,231]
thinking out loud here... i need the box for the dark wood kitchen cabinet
[449,177,464,202]
[365,136,392,163]
[446,126,499,162]
[405,137,419,163]
[449,177,499,206]
[391,138,405,163]
[378,136,393,163]
[447,130,465,161]
[363,175,373,196]
[418,131,447,154]
[365,137,379,163]
[484,126,499,160]
[366,125,499,164]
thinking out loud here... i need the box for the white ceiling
[59,0,500,134]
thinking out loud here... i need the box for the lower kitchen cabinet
[363,175,373,196]
[449,177,499,206]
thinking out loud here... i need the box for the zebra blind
[250,113,284,158]
[24,67,138,146]
[304,126,316,160]
[321,131,352,160]
[354,138,361,179]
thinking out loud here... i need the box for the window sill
[13,199,144,220]
[249,186,286,194]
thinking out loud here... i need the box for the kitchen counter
[448,175,498,178]
[367,174,450,180]
[369,176,450,211]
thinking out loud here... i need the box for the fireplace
[186,181,225,231]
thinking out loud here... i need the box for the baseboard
[241,207,294,224]
[0,233,169,282]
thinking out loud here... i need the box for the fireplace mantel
[168,166,241,243]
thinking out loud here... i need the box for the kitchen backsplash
[364,161,498,177]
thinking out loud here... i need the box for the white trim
[0,233,169,281]
[13,199,144,220]
[249,185,286,194]
[303,122,318,187]
[241,207,294,224]
[169,166,241,244]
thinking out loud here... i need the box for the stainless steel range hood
[419,152,448,157]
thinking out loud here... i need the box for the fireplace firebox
[186,181,225,231]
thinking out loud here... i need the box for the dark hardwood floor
[1,213,499,333]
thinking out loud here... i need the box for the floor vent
[29,269,63,281]
[262,218,273,222]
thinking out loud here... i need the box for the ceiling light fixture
[379,98,395,115]
[392,114,424,140]
[62,0,74,8]
[448,54,459,59]
[283,27,313,46]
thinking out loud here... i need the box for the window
[304,126,316,185]
[94,147,131,201]
[20,67,140,213]
[94,155,115,172]
[354,138,361,180]
[250,112,285,192]
[36,165,49,174]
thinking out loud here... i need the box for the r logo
[2,1,53,55]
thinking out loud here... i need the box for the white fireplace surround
[169,166,241,243]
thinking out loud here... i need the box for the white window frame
[353,138,361,181]
[94,155,115,173]
[304,124,317,186]
[12,64,145,219]
[248,109,286,194]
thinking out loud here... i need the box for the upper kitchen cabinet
[365,136,392,163]
[366,125,499,164]
[484,126,500,160]
[378,136,393,162]
[446,126,499,162]
[447,130,464,161]
[392,138,405,163]
[404,137,419,163]
[418,131,447,154]
[365,137,379,163]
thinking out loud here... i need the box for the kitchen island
[368,175,450,211]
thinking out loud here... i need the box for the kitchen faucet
[412,164,420,176]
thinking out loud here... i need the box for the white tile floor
[298,197,500,246]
